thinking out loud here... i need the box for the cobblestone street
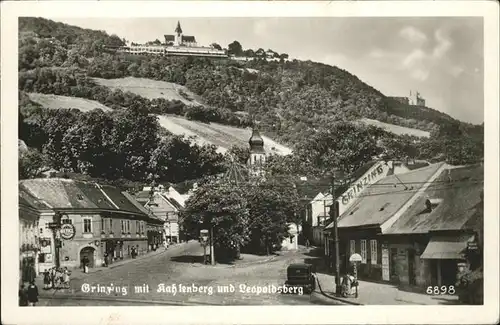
[38,242,345,306]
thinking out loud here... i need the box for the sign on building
[60,224,76,240]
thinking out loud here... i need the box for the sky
[54,17,484,124]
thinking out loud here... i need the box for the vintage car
[284,263,316,294]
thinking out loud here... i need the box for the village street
[37,241,345,306]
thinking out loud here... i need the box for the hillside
[157,115,292,155]
[93,77,204,107]
[25,91,292,155]
[359,118,430,138]
[27,93,113,112]
[18,17,484,177]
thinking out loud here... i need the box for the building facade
[114,21,227,58]
[19,178,163,272]
[324,163,483,290]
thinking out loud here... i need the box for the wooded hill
[18,17,484,187]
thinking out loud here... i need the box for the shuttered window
[370,239,378,265]
[361,239,367,264]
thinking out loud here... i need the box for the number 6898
[426,285,455,295]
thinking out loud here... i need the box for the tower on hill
[164,21,197,47]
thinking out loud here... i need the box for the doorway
[407,249,417,285]
[80,247,96,268]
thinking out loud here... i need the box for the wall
[386,239,432,287]
[338,231,383,281]
[281,223,300,250]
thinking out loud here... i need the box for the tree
[19,148,49,179]
[227,145,250,165]
[294,122,382,174]
[227,41,243,56]
[181,181,250,262]
[245,177,301,255]
[210,43,222,50]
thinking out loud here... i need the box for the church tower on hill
[174,21,183,46]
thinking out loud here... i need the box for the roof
[334,163,444,229]
[385,165,483,234]
[121,192,162,222]
[99,185,145,214]
[19,186,51,210]
[19,178,147,215]
[165,196,184,210]
[182,35,196,42]
[164,35,175,42]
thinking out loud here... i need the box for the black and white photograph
[1,1,499,325]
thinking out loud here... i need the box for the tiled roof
[99,185,145,215]
[334,163,444,229]
[19,178,147,215]
[385,165,483,234]
[121,192,161,222]
[19,186,51,210]
[182,35,196,42]
[20,179,102,209]
[164,35,175,41]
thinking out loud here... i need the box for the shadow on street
[170,254,205,264]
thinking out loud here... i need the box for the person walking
[63,267,71,289]
[82,256,89,273]
[43,270,51,290]
[104,253,109,267]
[26,281,39,306]
[19,283,28,306]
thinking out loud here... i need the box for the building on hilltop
[409,90,426,106]
[112,21,227,58]
[164,21,198,47]
[389,90,426,107]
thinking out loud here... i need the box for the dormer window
[77,194,84,200]
[425,198,443,211]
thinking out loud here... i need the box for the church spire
[175,21,183,34]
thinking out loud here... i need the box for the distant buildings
[113,21,227,58]
[390,90,426,107]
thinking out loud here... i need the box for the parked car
[284,263,316,294]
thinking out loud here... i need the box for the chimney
[425,198,443,211]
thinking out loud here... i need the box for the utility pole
[329,172,342,296]
[210,225,215,265]
[49,212,63,269]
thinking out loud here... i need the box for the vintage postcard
[1,1,499,324]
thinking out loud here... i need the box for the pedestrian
[26,281,39,306]
[104,253,109,267]
[63,267,71,289]
[82,256,89,273]
[19,283,28,306]
[43,271,51,290]
[305,239,310,248]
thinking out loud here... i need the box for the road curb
[189,254,279,269]
[40,294,223,306]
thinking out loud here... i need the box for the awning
[420,235,474,259]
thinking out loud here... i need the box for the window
[121,220,125,233]
[370,240,378,265]
[101,219,105,232]
[109,219,113,232]
[127,220,131,233]
[360,239,367,264]
[350,240,356,256]
[83,218,92,233]
[136,221,140,233]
